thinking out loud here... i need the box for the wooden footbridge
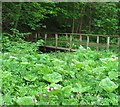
[33,33,120,52]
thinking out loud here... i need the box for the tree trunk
[14,3,22,29]
[88,3,91,33]
[79,4,84,33]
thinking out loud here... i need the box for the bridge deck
[41,45,77,52]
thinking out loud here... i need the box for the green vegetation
[1,30,119,105]
[1,2,119,106]
[2,2,119,35]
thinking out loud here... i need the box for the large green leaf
[99,77,118,92]
[23,75,37,82]
[15,96,35,105]
[62,86,72,97]
[50,83,62,89]
[43,72,62,83]
[108,71,118,80]
[72,83,90,93]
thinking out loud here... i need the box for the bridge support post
[70,34,72,51]
[87,36,89,48]
[44,34,47,52]
[96,36,99,51]
[80,35,82,41]
[55,34,58,49]
[79,35,82,46]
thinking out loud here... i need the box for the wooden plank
[96,36,99,51]
[40,32,119,38]
[45,45,77,52]
[107,36,110,50]
[87,36,89,48]
[58,33,119,38]
[47,40,68,43]
[55,34,58,48]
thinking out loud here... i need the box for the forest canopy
[2,2,119,35]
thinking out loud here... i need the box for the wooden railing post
[66,34,68,48]
[107,36,110,50]
[79,35,82,46]
[80,35,82,41]
[87,35,89,48]
[55,34,58,49]
[45,34,47,46]
[70,34,72,51]
[96,36,99,51]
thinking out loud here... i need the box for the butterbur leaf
[15,96,35,105]
[43,72,62,83]
[72,83,90,93]
[24,75,37,82]
[62,86,72,97]
[50,83,62,89]
[108,71,118,80]
[72,83,82,92]
[99,77,118,92]
[108,93,118,105]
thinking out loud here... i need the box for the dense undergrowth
[1,30,119,105]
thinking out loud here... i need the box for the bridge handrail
[35,33,120,51]
[37,32,119,37]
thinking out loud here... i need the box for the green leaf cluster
[1,39,119,105]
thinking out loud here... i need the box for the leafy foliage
[99,77,118,93]
[2,29,44,53]
[2,2,119,35]
[1,41,119,105]
[43,72,62,83]
[1,2,119,106]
